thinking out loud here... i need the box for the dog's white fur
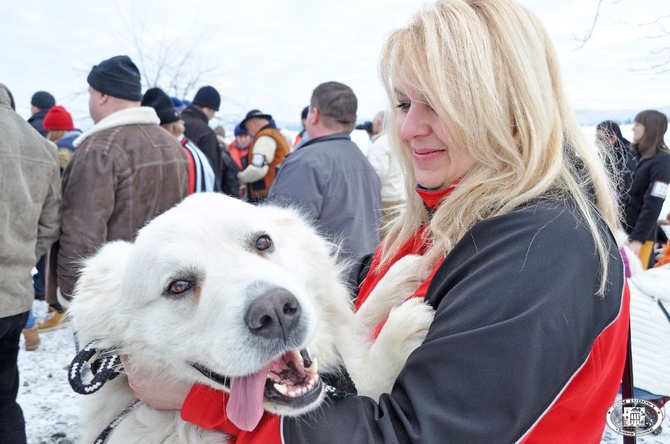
[69,193,434,443]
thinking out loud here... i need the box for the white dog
[68,193,434,443]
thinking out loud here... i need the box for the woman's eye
[396,101,410,111]
[256,235,273,251]
[167,280,194,295]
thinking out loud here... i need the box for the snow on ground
[17,299,670,443]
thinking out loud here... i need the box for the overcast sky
[2,0,669,130]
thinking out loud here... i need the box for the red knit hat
[43,105,75,131]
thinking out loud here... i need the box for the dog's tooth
[289,389,297,398]
[305,356,318,373]
[293,350,303,366]
[274,383,288,396]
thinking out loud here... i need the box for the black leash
[69,342,135,444]
[93,401,139,444]
[621,325,636,444]
[69,342,121,395]
[322,365,358,401]
[70,343,358,442]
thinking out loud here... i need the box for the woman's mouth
[413,148,444,161]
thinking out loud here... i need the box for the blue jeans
[24,309,35,329]
[0,311,29,444]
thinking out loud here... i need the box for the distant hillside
[574,106,670,126]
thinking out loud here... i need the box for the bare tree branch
[574,0,604,49]
[636,13,670,27]
[108,3,222,101]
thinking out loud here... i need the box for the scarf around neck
[355,184,456,318]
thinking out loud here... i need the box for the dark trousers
[0,311,28,444]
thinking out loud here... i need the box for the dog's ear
[69,240,133,344]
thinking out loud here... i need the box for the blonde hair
[379,0,618,295]
[47,130,67,143]
[161,120,186,137]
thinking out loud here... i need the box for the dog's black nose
[245,289,301,341]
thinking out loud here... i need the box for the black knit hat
[87,55,142,101]
[141,87,179,125]
[240,109,273,130]
[31,91,55,110]
[192,86,220,111]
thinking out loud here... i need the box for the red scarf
[355,185,455,338]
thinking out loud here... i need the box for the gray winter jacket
[267,132,381,263]
[0,83,61,318]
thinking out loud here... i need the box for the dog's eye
[167,279,194,295]
[255,235,273,251]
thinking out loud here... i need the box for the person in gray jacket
[48,55,189,311]
[0,83,61,444]
[268,81,381,265]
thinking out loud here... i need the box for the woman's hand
[120,355,191,410]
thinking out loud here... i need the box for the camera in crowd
[356,121,373,137]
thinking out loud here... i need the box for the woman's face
[394,79,476,190]
[632,121,645,143]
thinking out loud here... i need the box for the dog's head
[69,193,355,429]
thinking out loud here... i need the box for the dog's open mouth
[190,348,322,431]
[265,349,321,404]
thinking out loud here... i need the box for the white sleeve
[237,135,277,183]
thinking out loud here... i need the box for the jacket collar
[294,132,351,151]
[73,107,160,147]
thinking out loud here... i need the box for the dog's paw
[356,255,430,329]
[356,298,435,399]
[381,298,435,355]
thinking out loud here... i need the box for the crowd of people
[2,0,670,442]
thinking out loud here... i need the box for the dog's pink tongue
[226,365,270,431]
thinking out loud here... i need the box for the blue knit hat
[234,123,249,136]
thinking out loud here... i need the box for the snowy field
[16,299,670,444]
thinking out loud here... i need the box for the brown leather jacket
[247,127,290,201]
[50,109,189,302]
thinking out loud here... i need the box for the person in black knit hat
[180,85,223,189]
[181,86,223,189]
[44,56,189,329]
[142,86,216,194]
[28,90,55,136]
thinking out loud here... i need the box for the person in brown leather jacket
[48,55,189,310]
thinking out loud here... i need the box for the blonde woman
[126,1,628,442]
